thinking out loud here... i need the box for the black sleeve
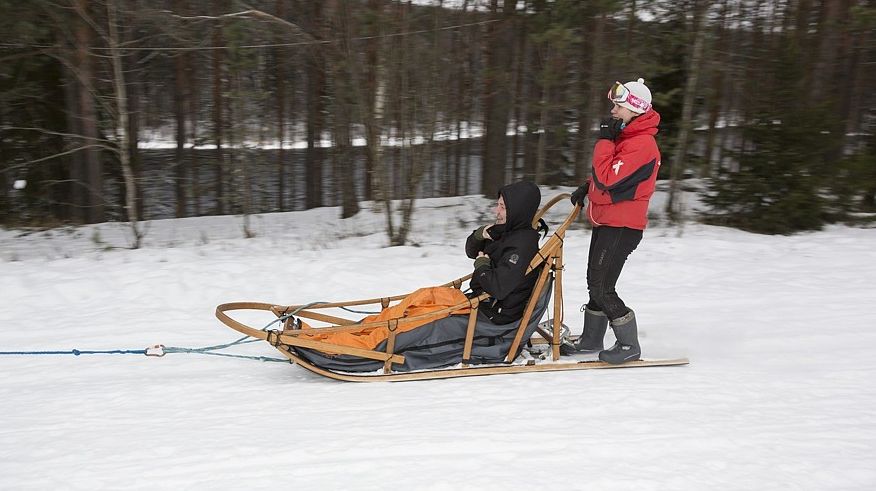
[470,245,530,301]
[468,270,482,294]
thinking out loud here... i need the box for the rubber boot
[599,310,641,364]
[572,308,609,353]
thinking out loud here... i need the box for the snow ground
[2,186,875,490]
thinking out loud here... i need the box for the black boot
[573,307,608,353]
[599,310,641,364]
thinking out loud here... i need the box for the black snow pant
[585,225,643,321]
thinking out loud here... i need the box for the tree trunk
[73,0,103,224]
[305,3,326,210]
[536,72,548,183]
[343,0,385,220]
[572,43,587,182]
[831,0,855,143]
[107,0,142,247]
[361,0,383,202]
[625,0,637,57]
[333,114,359,219]
[666,0,707,223]
[580,13,607,184]
[211,4,225,215]
[127,50,144,221]
[481,0,515,195]
[451,1,471,195]
[229,67,252,237]
[510,12,526,181]
[702,0,729,178]
[845,11,870,137]
[174,21,188,218]
[275,0,287,212]
[0,112,7,218]
[810,0,845,102]
[187,51,200,216]
[331,0,360,219]
[63,53,83,223]
[522,0,545,182]
[390,3,411,245]
[541,37,569,186]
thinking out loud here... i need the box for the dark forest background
[1,0,874,245]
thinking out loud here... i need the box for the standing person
[569,78,661,364]
[466,181,546,325]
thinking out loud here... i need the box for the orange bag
[298,287,470,350]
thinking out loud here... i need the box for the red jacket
[587,109,661,230]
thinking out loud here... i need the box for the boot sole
[599,351,641,365]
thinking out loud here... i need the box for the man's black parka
[465,181,543,325]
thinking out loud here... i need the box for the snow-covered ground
[2,186,875,490]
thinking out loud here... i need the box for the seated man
[466,180,545,325]
[292,181,545,354]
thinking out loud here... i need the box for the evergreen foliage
[831,134,876,219]
[0,1,873,235]
[703,41,839,234]
[703,109,835,234]
[0,1,68,224]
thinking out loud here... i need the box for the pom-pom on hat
[607,78,652,114]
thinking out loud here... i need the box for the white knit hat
[609,78,652,114]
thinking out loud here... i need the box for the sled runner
[215,194,688,382]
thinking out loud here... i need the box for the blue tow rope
[0,305,319,363]
[0,349,148,356]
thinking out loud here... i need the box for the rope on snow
[0,304,319,363]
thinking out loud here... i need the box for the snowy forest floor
[2,185,875,490]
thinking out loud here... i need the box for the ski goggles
[607,81,651,113]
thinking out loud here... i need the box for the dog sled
[215,194,688,382]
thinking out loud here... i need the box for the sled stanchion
[462,297,481,367]
[552,248,564,361]
[505,255,554,364]
[384,320,398,374]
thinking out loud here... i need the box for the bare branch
[2,144,119,175]
[1,126,114,143]
[0,49,52,63]
[162,9,262,21]
[0,18,501,52]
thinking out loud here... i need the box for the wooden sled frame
[216,194,689,381]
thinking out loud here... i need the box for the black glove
[485,223,506,241]
[598,117,624,141]
[570,184,588,206]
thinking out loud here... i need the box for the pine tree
[703,41,838,234]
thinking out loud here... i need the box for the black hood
[498,181,541,232]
